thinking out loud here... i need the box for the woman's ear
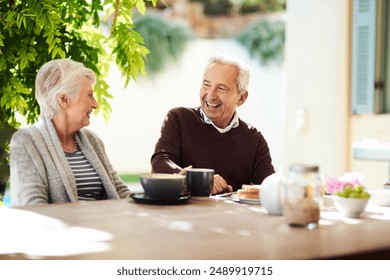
[236,91,248,107]
[58,94,69,109]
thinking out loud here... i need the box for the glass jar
[283,164,323,229]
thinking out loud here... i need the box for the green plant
[254,0,286,13]
[134,15,195,75]
[190,0,286,15]
[235,19,285,65]
[190,0,232,15]
[120,173,142,183]
[0,0,158,178]
[0,121,16,198]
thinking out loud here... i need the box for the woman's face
[199,62,247,129]
[66,76,98,129]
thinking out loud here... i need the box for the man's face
[200,62,247,128]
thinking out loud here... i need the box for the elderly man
[151,55,275,194]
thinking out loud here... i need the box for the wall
[351,115,390,188]
[283,0,350,178]
[284,0,390,189]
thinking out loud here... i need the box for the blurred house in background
[89,38,285,175]
[283,0,390,188]
[91,0,390,189]
[90,0,286,176]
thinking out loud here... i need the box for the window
[382,0,390,112]
[351,0,390,114]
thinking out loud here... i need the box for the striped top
[65,149,106,201]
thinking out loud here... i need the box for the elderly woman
[10,59,131,206]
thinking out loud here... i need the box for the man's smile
[205,100,221,108]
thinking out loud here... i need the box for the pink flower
[326,172,364,194]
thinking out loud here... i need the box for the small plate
[231,194,261,205]
[130,193,191,205]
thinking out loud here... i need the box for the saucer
[130,193,191,205]
[231,194,261,205]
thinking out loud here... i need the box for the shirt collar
[200,108,239,133]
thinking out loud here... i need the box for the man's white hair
[206,55,250,94]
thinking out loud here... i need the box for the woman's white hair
[206,55,250,94]
[35,58,96,119]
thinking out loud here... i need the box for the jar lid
[289,164,319,173]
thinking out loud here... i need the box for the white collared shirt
[200,108,239,133]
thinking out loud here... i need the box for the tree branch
[8,0,15,9]
[112,0,120,34]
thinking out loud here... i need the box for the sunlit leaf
[0,0,162,175]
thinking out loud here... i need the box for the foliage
[0,121,15,194]
[0,121,15,200]
[230,0,286,13]
[235,19,285,65]
[254,0,286,13]
[120,173,142,183]
[134,15,195,75]
[190,0,285,15]
[0,0,158,180]
[194,0,232,15]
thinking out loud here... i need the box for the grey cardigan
[10,117,131,206]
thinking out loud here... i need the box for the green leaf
[236,19,285,65]
[0,0,162,170]
[135,0,146,15]
[134,15,194,75]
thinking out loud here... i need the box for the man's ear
[58,94,69,108]
[236,91,248,107]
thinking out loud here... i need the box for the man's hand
[178,165,192,175]
[212,174,233,195]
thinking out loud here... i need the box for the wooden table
[1,196,390,260]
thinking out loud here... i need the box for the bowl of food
[333,185,370,218]
[140,173,186,199]
[333,196,369,218]
[367,189,390,206]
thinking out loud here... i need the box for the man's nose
[207,87,218,98]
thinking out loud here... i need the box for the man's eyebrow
[202,80,230,90]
